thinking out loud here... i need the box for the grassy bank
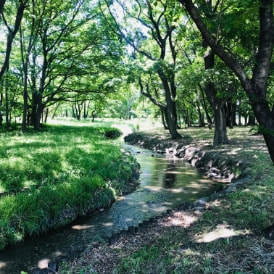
[0,123,139,250]
[60,126,274,273]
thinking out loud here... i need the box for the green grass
[0,122,139,250]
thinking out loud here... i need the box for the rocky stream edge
[31,132,256,273]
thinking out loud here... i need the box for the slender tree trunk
[0,90,3,127]
[21,76,28,132]
[232,102,237,126]
[197,102,205,127]
[247,111,256,126]
[4,74,10,128]
[213,104,228,146]
[225,100,234,129]
[91,110,96,122]
[31,91,43,130]
[161,108,168,129]
[204,49,228,145]
[51,103,60,119]
[44,108,49,123]
[163,84,181,138]
[199,84,213,128]
[164,100,182,139]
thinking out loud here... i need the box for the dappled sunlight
[38,258,50,269]
[195,224,250,243]
[160,211,198,228]
[72,224,94,230]
[0,262,7,269]
[52,251,63,257]
[144,186,162,192]
[103,222,114,227]
[227,147,242,155]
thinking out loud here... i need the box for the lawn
[0,121,139,250]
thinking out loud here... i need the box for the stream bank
[59,127,274,274]
[124,131,252,199]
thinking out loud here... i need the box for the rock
[48,262,58,272]
[264,225,274,240]
[191,157,198,167]
[194,207,205,212]
[194,198,207,208]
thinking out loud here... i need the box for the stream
[0,145,222,273]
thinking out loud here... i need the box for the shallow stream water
[0,145,222,273]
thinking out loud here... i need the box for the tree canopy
[0,0,273,162]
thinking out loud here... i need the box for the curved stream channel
[0,145,222,273]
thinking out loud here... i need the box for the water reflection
[0,145,222,273]
[163,162,177,188]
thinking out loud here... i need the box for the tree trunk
[197,102,205,127]
[164,102,182,138]
[4,75,10,129]
[247,112,256,126]
[225,100,234,129]
[204,49,228,145]
[213,104,228,146]
[0,91,3,127]
[199,84,213,128]
[21,78,28,132]
[160,74,182,139]
[51,103,60,119]
[232,102,237,126]
[44,108,49,123]
[248,88,274,163]
[30,88,44,130]
[161,108,168,129]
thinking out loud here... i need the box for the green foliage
[104,127,122,138]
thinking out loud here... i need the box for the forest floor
[59,127,274,274]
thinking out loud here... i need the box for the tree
[102,0,183,139]
[0,0,28,82]
[16,0,125,130]
[179,0,274,163]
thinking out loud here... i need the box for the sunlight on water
[72,225,94,230]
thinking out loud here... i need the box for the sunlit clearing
[0,262,6,269]
[195,224,250,243]
[72,224,94,230]
[38,258,50,269]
